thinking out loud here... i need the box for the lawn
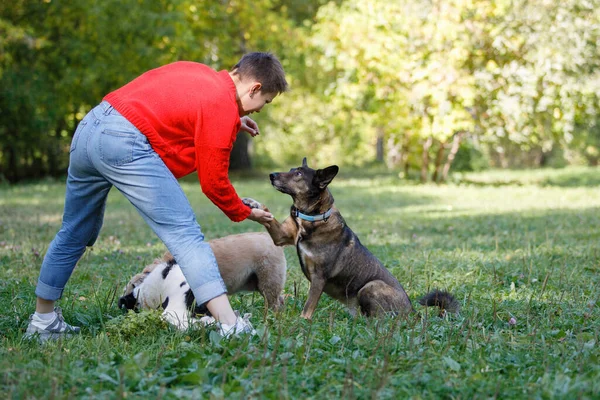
[1,166,599,399]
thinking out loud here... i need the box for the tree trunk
[32,151,44,179]
[420,137,433,183]
[431,141,446,183]
[5,144,18,182]
[401,136,410,176]
[229,132,251,170]
[441,132,463,182]
[497,145,508,168]
[49,120,66,177]
[376,126,384,163]
[385,136,402,168]
[229,28,251,172]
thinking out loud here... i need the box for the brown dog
[119,232,286,329]
[243,158,458,319]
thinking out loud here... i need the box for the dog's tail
[418,289,460,316]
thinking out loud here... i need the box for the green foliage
[449,140,490,172]
[0,0,181,181]
[470,0,600,165]
[1,169,599,398]
[105,310,170,339]
[1,0,599,181]
[260,0,600,178]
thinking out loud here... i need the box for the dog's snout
[118,293,137,310]
[270,173,278,181]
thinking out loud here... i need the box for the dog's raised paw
[242,197,264,210]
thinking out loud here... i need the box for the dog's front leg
[264,216,297,246]
[242,197,296,246]
[301,277,326,319]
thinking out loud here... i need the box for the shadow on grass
[540,169,600,187]
[357,205,600,304]
[409,205,600,252]
[454,166,600,188]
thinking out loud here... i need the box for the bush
[452,140,489,172]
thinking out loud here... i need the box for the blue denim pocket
[70,120,88,153]
[99,128,137,166]
[133,133,153,155]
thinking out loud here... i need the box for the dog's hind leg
[255,247,287,311]
[258,285,285,311]
[256,269,286,311]
[358,280,414,317]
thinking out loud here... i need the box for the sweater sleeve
[197,145,252,222]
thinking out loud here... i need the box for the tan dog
[118,232,286,329]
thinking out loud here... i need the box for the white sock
[34,311,56,323]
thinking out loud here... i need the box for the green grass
[1,166,599,399]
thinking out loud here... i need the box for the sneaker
[24,307,81,342]
[196,311,256,337]
[198,315,217,326]
[198,311,255,337]
[218,312,256,338]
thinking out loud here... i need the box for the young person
[25,52,288,341]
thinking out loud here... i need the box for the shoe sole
[24,330,79,343]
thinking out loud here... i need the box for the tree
[0,0,180,181]
[174,0,326,170]
[469,0,600,167]
[260,0,600,179]
[2,0,599,182]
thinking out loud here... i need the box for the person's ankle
[219,315,237,325]
[36,298,56,314]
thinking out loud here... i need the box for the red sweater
[104,61,251,222]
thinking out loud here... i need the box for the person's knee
[162,228,206,257]
[52,225,95,253]
[168,239,211,266]
[86,222,103,246]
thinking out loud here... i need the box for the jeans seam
[145,145,189,198]
[70,121,87,153]
[85,117,100,169]
[85,198,106,247]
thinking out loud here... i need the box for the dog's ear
[314,165,339,189]
[302,157,308,168]
[162,251,175,263]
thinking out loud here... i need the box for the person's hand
[247,208,273,226]
[240,116,260,137]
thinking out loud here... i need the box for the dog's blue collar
[293,206,333,222]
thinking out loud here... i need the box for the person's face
[240,83,277,116]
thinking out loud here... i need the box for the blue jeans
[36,101,227,305]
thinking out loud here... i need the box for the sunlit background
[1,0,599,183]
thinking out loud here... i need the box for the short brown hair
[232,52,289,95]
